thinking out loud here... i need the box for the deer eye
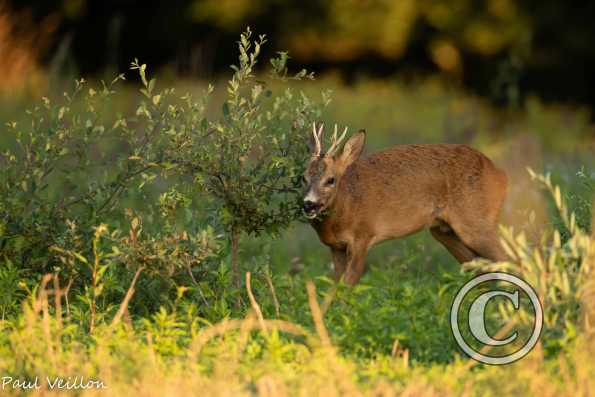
[326,177,335,186]
[301,176,308,185]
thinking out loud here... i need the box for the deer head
[302,123,366,219]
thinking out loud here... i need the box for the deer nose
[303,200,318,213]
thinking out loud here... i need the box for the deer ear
[339,130,365,166]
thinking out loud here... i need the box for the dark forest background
[5,0,595,108]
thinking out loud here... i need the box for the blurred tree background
[2,0,594,108]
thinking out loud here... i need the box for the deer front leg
[343,240,371,286]
[331,248,347,282]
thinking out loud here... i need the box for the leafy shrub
[0,28,329,316]
[155,28,328,288]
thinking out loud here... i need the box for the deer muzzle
[303,199,321,219]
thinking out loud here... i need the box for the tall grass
[0,174,592,396]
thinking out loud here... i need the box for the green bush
[156,28,328,289]
[0,28,328,317]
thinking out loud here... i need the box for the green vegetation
[0,31,594,396]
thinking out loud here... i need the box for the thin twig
[95,165,152,215]
[111,266,145,328]
[246,272,267,333]
[306,281,331,347]
[264,271,280,318]
[53,275,62,332]
[187,264,210,308]
[63,278,73,318]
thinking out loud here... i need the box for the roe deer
[302,123,508,285]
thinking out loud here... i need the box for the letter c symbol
[468,290,519,346]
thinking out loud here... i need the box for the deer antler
[312,122,323,157]
[327,124,348,156]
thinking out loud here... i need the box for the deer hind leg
[430,226,477,263]
[343,239,371,286]
[449,219,507,262]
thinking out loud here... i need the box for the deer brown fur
[302,124,508,285]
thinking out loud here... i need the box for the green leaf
[148,78,156,94]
